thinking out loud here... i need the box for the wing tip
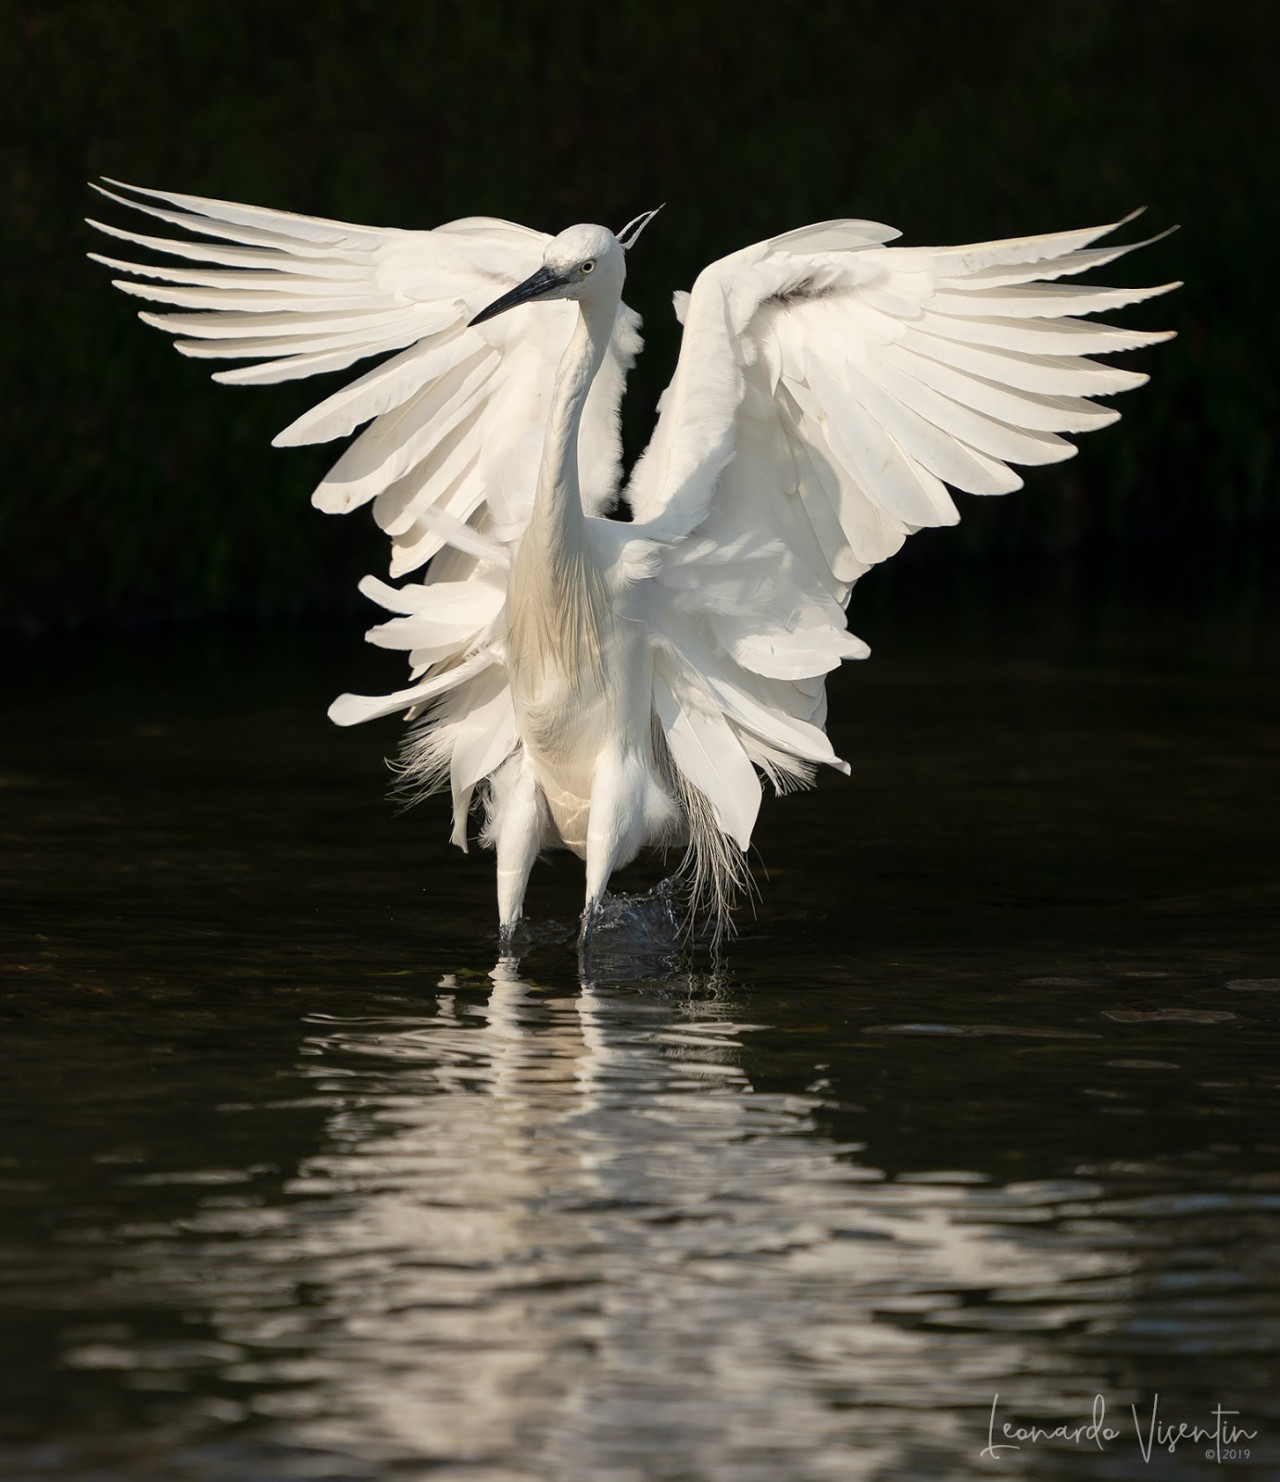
[328,691,410,727]
[327,694,367,727]
[90,179,155,212]
[1117,327,1178,349]
[357,574,395,605]
[311,485,358,514]
[209,365,260,385]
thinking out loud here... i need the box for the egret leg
[579,748,648,949]
[493,756,544,946]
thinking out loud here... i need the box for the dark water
[3,571,1278,1480]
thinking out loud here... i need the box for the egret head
[469,210,661,326]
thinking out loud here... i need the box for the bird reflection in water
[263,956,1125,1477]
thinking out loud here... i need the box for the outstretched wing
[91,181,643,844]
[629,214,1177,850]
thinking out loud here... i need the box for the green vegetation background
[3,0,1276,629]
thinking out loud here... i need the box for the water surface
[2,572,1278,1479]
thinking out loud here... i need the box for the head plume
[617,205,664,252]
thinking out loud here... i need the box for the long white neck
[530,293,615,555]
[510,292,618,689]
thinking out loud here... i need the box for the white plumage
[90,181,1177,943]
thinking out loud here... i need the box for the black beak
[469,265,567,327]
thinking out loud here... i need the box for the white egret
[90,181,1176,943]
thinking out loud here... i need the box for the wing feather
[89,182,371,257]
[893,325,1151,396]
[312,347,499,511]
[138,303,427,342]
[274,329,476,446]
[99,178,385,245]
[876,343,1120,433]
[444,665,519,849]
[913,307,1172,357]
[927,281,1175,319]
[86,216,366,277]
[88,253,370,295]
[104,276,393,315]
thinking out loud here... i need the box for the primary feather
[91,183,1177,943]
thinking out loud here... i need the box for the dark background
[2,0,1277,632]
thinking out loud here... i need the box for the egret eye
[580,260,595,274]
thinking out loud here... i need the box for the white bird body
[91,183,1177,942]
[499,243,686,934]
